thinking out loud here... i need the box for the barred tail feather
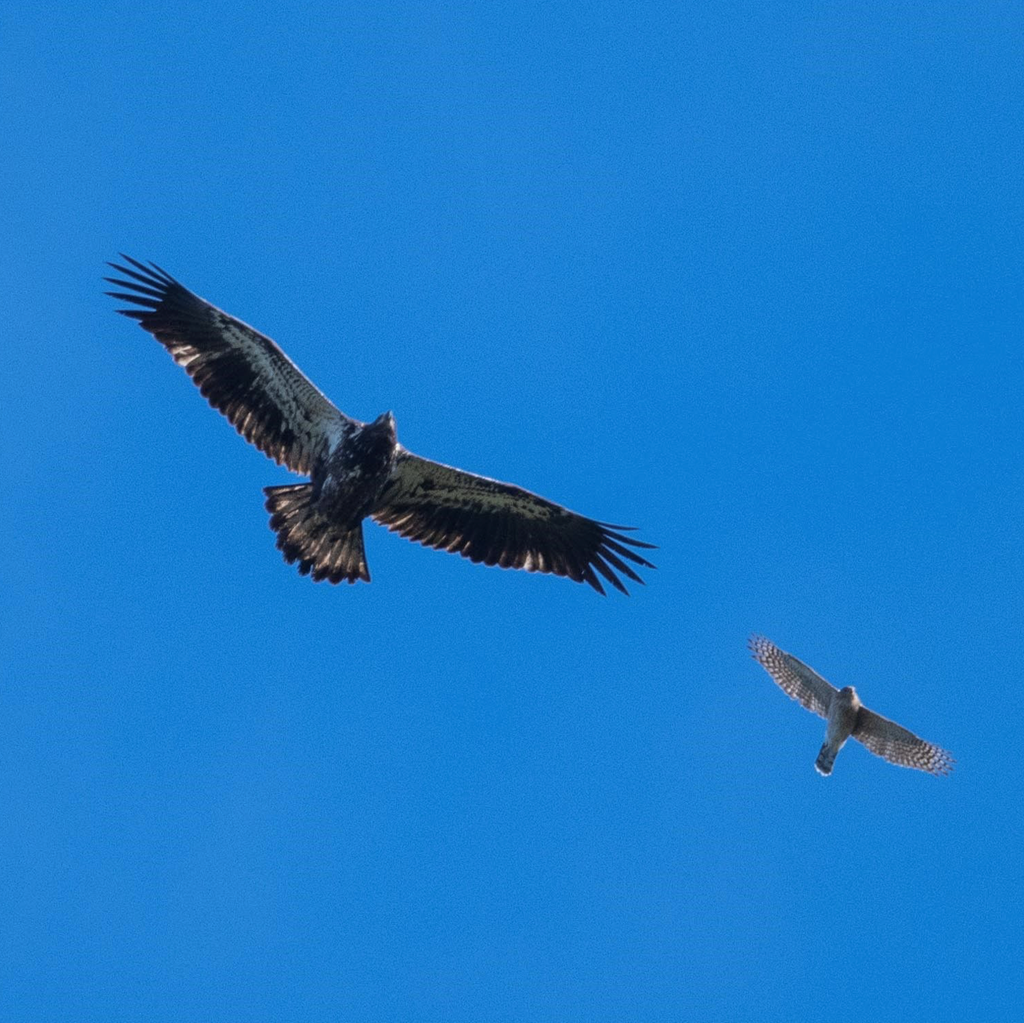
[264,484,370,584]
[815,743,836,776]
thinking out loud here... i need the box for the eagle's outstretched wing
[749,635,837,719]
[853,707,954,776]
[371,449,655,594]
[106,256,348,476]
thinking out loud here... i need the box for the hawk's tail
[814,743,836,776]
[263,484,370,584]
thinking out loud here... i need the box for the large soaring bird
[106,256,654,593]
[749,635,954,776]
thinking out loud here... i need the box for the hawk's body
[817,686,862,776]
[106,256,654,592]
[749,635,953,777]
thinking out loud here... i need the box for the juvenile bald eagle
[106,256,654,593]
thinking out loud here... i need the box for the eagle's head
[371,410,397,442]
[372,410,395,427]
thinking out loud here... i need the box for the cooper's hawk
[748,635,954,777]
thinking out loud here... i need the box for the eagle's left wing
[371,449,655,594]
[106,256,349,476]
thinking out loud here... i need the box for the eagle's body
[316,413,399,529]
[106,256,654,593]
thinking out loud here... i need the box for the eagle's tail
[263,484,370,584]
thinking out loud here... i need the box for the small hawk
[749,635,953,776]
[106,256,654,593]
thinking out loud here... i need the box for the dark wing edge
[748,635,836,719]
[370,449,655,595]
[105,255,347,476]
[853,706,955,777]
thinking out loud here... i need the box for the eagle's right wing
[107,256,350,476]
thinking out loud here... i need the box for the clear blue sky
[3,2,1021,1020]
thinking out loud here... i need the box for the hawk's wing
[106,256,349,476]
[370,448,655,595]
[749,635,836,719]
[853,707,954,776]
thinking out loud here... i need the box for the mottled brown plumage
[107,256,654,592]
